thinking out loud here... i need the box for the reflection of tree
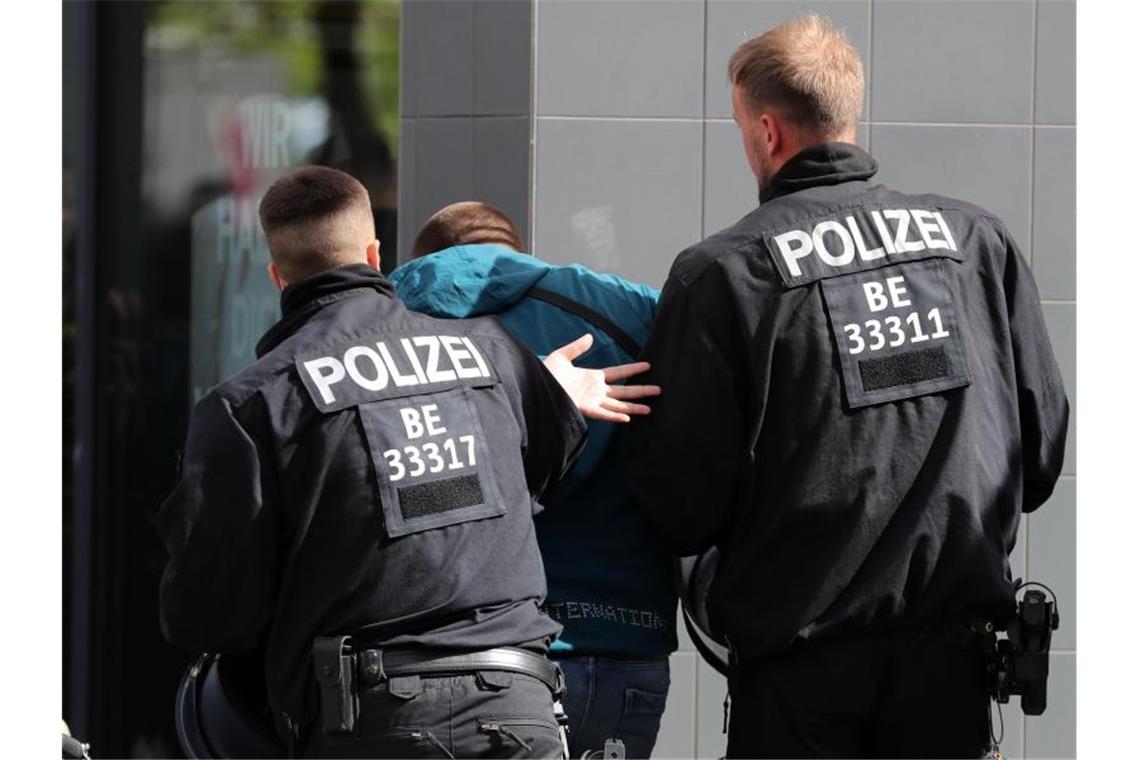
[309,0,399,271]
[150,0,402,268]
[62,2,405,755]
[149,0,400,151]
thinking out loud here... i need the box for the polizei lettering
[296,333,497,411]
[764,207,963,287]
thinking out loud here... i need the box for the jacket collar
[255,264,396,358]
[761,142,878,203]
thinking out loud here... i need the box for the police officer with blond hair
[158,166,659,758]
[628,14,1068,758]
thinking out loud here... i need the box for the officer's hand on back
[544,333,660,423]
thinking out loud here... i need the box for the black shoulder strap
[525,286,643,360]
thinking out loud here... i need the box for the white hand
[543,333,662,423]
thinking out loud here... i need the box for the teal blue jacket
[391,245,678,658]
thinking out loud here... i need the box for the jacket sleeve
[516,349,588,503]
[626,262,749,555]
[999,224,1070,512]
[157,392,279,654]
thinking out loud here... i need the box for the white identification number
[382,435,476,482]
[842,308,951,355]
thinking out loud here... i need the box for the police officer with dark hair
[158,165,659,758]
[627,14,1069,759]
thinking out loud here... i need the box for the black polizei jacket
[628,142,1069,665]
[157,264,586,730]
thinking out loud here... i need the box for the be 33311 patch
[818,259,971,408]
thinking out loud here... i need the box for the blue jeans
[554,656,670,759]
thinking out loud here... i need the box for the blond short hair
[728,14,863,137]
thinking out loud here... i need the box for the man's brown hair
[728,14,863,137]
[258,165,376,282]
[411,201,525,259]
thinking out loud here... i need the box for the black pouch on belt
[312,635,357,734]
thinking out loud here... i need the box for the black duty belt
[313,636,567,737]
[352,643,564,696]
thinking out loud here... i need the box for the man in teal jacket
[391,202,677,759]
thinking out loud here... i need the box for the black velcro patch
[398,475,485,520]
[859,346,951,391]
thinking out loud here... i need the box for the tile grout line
[862,121,1037,129]
[468,0,477,208]
[699,0,709,244]
[1028,0,1039,270]
[691,652,697,758]
[408,113,553,119]
[535,115,1073,128]
[396,6,407,264]
[470,0,478,119]
[1024,0,1037,724]
[539,115,711,123]
[528,0,538,255]
[864,121,1070,129]
[692,654,700,757]
[867,0,874,153]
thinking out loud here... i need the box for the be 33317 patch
[819,259,971,408]
[358,387,506,537]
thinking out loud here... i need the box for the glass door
[64,2,400,754]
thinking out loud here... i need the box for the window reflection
[64,3,400,755]
[144,0,399,400]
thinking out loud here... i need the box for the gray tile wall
[534,118,703,287]
[404,1,1076,757]
[398,0,532,261]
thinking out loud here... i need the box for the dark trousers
[726,627,990,759]
[304,670,564,759]
[555,656,670,759]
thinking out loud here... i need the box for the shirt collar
[761,141,879,203]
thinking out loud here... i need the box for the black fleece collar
[761,142,879,203]
[255,264,395,358]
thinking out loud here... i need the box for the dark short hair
[411,201,525,258]
[258,165,370,236]
[258,166,375,282]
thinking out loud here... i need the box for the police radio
[984,581,1060,716]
